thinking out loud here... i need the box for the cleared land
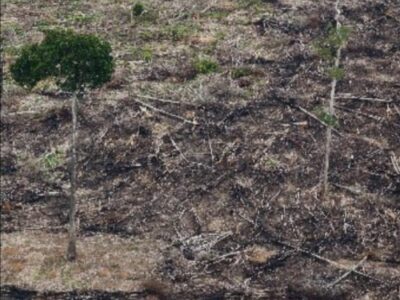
[1,0,399,299]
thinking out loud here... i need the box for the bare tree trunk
[322,0,342,199]
[67,93,78,261]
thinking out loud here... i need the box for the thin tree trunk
[67,92,78,261]
[322,0,342,199]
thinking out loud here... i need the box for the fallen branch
[207,250,242,265]
[169,136,190,162]
[23,225,67,231]
[240,216,390,286]
[335,94,393,103]
[327,255,368,288]
[390,151,400,174]
[334,105,383,122]
[273,95,341,135]
[297,105,341,136]
[332,183,362,195]
[208,138,214,165]
[393,104,400,118]
[132,97,198,125]
[274,239,389,286]
[343,133,387,150]
[134,93,197,107]
[1,110,40,117]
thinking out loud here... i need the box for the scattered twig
[297,105,341,136]
[132,97,198,125]
[343,133,386,150]
[134,93,197,107]
[23,225,67,231]
[281,121,308,127]
[176,231,233,253]
[271,92,341,134]
[207,250,242,265]
[169,136,190,162]
[208,138,214,165]
[275,239,389,285]
[1,110,46,118]
[393,104,400,118]
[238,215,390,287]
[286,62,316,87]
[327,255,369,288]
[205,172,233,190]
[332,183,363,195]
[335,94,393,103]
[200,1,215,14]
[389,151,400,174]
[334,105,383,122]
[207,231,232,250]
[115,208,137,225]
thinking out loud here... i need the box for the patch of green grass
[327,66,345,80]
[194,57,219,74]
[3,46,21,57]
[204,31,226,54]
[34,19,58,31]
[138,29,155,41]
[138,23,196,42]
[231,67,253,79]
[237,0,269,11]
[41,149,64,170]
[132,2,145,16]
[313,106,339,127]
[265,157,280,170]
[130,46,153,62]
[163,23,197,41]
[313,25,351,62]
[66,12,99,25]
[1,21,24,37]
[313,25,350,81]
[131,2,158,24]
[203,10,230,21]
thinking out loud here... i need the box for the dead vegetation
[1,0,399,299]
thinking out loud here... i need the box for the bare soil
[1,0,399,299]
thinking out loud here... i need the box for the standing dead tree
[324,0,342,199]
[10,29,114,261]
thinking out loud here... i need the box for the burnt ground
[1,0,400,299]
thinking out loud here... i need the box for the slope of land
[1,0,399,299]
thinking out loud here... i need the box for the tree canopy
[11,29,114,92]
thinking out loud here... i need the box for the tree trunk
[67,92,78,261]
[322,0,342,199]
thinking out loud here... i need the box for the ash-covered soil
[1,0,399,299]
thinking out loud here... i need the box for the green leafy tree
[10,29,114,261]
[11,29,114,92]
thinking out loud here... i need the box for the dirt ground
[1,0,399,299]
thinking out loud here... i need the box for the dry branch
[327,255,368,288]
[297,105,341,135]
[132,97,198,125]
[390,151,400,174]
[134,93,197,107]
[274,240,388,286]
[393,104,400,118]
[170,136,190,162]
[335,94,393,103]
[273,95,341,135]
[334,105,383,122]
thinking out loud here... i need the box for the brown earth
[1,0,399,299]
